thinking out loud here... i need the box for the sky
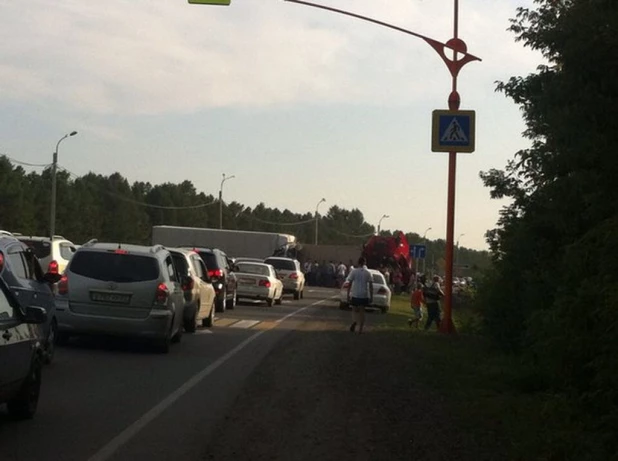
[0,0,543,250]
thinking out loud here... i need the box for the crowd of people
[302,258,417,294]
[302,259,354,288]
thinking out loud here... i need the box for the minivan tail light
[377,287,387,295]
[0,252,4,272]
[58,275,69,295]
[259,280,271,288]
[48,260,59,275]
[155,283,169,304]
[208,269,223,279]
[289,272,299,279]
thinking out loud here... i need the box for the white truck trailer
[151,225,297,259]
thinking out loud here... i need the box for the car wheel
[293,291,300,300]
[56,331,70,346]
[275,293,282,305]
[155,326,172,354]
[266,297,274,307]
[300,290,304,299]
[226,290,237,310]
[381,306,389,314]
[184,303,198,333]
[202,300,215,327]
[216,289,227,313]
[44,319,57,365]
[339,301,349,310]
[7,356,42,420]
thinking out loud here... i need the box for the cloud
[0,0,540,116]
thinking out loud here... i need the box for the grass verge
[375,294,600,461]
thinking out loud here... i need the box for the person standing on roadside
[408,282,424,328]
[346,257,374,334]
[336,261,347,288]
[423,275,444,330]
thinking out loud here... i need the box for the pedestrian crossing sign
[431,110,476,153]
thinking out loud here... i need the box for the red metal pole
[440,0,460,334]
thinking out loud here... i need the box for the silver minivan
[55,242,186,353]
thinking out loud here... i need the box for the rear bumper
[56,302,172,339]
[282,281,301,293]
[237,286,273,300]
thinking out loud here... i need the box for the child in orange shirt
[408,283,424,328]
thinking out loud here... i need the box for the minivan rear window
[70,251,159,283]
[19,239,51,259]
[171,253,189,277]
[196,252,218,270]
[264,259,296,271]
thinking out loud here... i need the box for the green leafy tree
[479,0,618,455]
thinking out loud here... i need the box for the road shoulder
[204,310,500,461]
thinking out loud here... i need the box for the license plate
[239,278,255,285]
[90,291,131,304]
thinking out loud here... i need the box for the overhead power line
[2,154,51,168]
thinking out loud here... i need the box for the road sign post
[410,244,427,260]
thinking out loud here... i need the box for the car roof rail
[151,244,165,254]
[52,235,66,240]
[82,239,98,248]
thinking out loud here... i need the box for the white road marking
[87,297,333,461]
[230,320,260,329]
[194,329,213,335]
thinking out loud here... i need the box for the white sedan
[339,269,392,313]
[235,262,284,307]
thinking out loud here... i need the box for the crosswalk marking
[195,329,213,334]
[229,320,260,329]
[214,318,241,327]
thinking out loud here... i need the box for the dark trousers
[425,303,441,330]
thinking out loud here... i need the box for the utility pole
[50,131,78,239]
[219,173,235,229]
[314,198,326,245]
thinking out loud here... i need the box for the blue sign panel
[410,245,426,259]
[431,110,476,153]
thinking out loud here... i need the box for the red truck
[361,232,413,289]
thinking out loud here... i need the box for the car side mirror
[44,272,62,284]
[23,306,47,325]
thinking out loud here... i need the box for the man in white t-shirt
[346,257,374,334]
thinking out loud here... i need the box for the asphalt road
[0,287,339,461]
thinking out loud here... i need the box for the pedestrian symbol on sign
[431,109,476,153]
[441,118,468,143]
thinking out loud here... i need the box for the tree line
[0,156,488,273]
[477,0,618,457]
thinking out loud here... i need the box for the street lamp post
[50,131,78,239]
[219,173,235,229]
[377,214,389,234]
[314,198,326,245]
[421,227,432,274]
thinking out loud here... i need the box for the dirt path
[204,305,499,460]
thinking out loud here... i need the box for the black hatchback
[190,248,238,312]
